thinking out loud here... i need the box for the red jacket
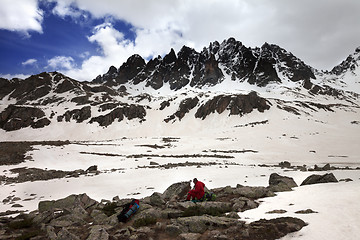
[188,181,205,200]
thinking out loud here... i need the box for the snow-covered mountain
[0,37,359,139]
[1,38,360,240]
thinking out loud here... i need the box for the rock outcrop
[0,179,307,240]
[195,92,270,120]
[0,105,50,131]
[268,173,298,192]
[93,37,316,90]
[301,173,338,186]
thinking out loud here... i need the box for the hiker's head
[193,178,198,184]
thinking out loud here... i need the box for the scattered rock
[86,165,98,172]
[268,173,298,192]
[301,173,338,186]
[266,209,287,214]
[295,209,318,214]
[0,182,307,240]
[247,217,307,240]
[162,181,191,202]
[149,192,165,207]
[11,204,23,208]
[87,225,109,240]
[178,232,202,240]
[279,161,291,168]
[339,178,353,182]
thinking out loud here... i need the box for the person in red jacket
[186,178,205,201]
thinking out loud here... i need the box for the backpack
[202,192,216,201]
[117,199,140,222]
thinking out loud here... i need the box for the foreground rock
[0,178,307,240]
[301,173,338,186]
[268,173,298,192]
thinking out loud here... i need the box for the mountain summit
[93,38,317,90]
[0,37,359,136]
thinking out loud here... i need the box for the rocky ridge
[0,38,359,132]
[0,173,318,240]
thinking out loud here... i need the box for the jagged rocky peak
[331,46,360,75]
[92,37,318,90]
[163,48,177,64]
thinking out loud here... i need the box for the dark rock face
[89,104,146,127]
[165,97,199,122]
[301,173,338,186]
[331,47,360,75]
[57,106,91,123]
[268,173,298,192]
[195,92,270,120]
[92,37,316,90]
[0,105,50,131]
[246,217,307,240]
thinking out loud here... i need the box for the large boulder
[246,217,307,240]
[301,173,338,186]
[173,215,240,234]
[38,193,98,213]
[232,185,272,199]
[177,201,233,213]
[0,105,50,131]
[268,173,298,192]
[87,225,109,240]
[162,181,191,202]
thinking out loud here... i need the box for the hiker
[186,178,205,201]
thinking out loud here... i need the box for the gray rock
[46,226,57,240]
[11,204,23,208]
[86,165,98,172]
[149,192,165,206]
[279,161,291,168]
[57,227,80,240]
[339,178,353,182]
[162,181,191,202]
[226,212,240,219]
[131,207,162,222]
[323,163,331,171]
[231,199,246,211]
[165,224,184,237]
[38,193,98,212]
[178,233,202,240]
[301,173,338,186]
[160,208,184,219]
[233,185,271,199]
[49,213,87,227]
[90,209,109,225]
[174,215,239,234]
[87,225,109,240]
[248,217,307,239]
[295,209,318,214]
[268,173,298,192]
[33,210,57,224]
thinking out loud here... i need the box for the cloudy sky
[1,0,360,81]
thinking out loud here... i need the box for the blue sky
[1,0,360,81]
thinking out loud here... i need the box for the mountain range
[0,37,359,137]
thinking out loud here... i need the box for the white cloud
[48,0,360,81]
[47,56,75,70]
[0,0,43,34]
[22,58,37,66]
[0,73,30,80]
